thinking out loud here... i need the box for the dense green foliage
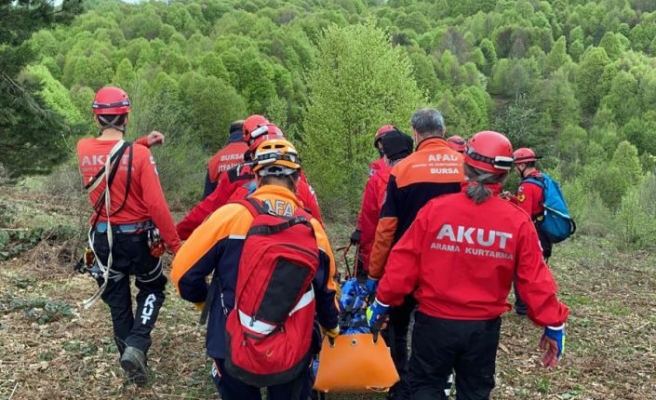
[0,0,83,178]
[302,20,424,216]
[7,0,656,247]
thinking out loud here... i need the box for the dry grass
[1,189,656,399]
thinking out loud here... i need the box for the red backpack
[224,198,319,387]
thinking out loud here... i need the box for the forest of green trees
[4,0,656,249]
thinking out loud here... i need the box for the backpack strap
[238,197,271,216]
[85,141,131,192]
[88,141,134,229]
[522,175,545,189]
[237,197,313,235]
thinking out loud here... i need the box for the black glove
[350,229,361,245]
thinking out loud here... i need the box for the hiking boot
[120,346,148,386]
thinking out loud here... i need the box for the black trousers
[408,313,501,400]
[383,294,417,399]
[93,229,166,357]
[212,358,312,400]
[515,227,552,313]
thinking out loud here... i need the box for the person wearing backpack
[176,115,323,240]
[513,147,576,316]
[170,137,339,400]
[76,86,181,386]
[366,131,569,400]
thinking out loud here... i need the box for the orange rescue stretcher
[313,333,399,394]
[313,243,399,396]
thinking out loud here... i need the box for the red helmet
[243,115,270,144]
[374,124,396,148]
[248,123,285,152]
[513,148,540,163]
[464,131,514,174]
[446,135,466,153]
[92,87,131,115]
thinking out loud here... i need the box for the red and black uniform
[515,170,551,256]
[353,157,389,270]
[356,157,392,230]
[376,186,569,399]
[177,164,322,240]
[355,157,386,237]
[514,169,552,315]
[369,137,464,399]
[204,131,248,199]
[368,157,386,177]
[358,165,392,272]
[76,136,181,358]
[171,185,338,400]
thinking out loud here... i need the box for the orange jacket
[171,185,339,359]
[76,137,181,252]
[376,185,569,327]
[369,138,464,279]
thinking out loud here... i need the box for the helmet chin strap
[518,164,528,179]
[97,115,127,135]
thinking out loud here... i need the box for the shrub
[614,173,656,250]
[562,177,612,238]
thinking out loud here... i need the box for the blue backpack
[524,173,576,243]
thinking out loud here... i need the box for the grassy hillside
[1,185,655,399]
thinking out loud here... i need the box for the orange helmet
[446,135,466,153]
[252,138,301,177]
[513,148,540,163]
[374,124,397,148]
[242,114,270,144]
[464,131,514,174]
[92,87,131,115]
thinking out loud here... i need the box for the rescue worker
[76,86,181,386]
[358,130,414,275]
[203,120,248,199]
[350,125,405,262]
[170,138,339,400]
[446,135,466,153]
[367,130,569,400]
[367,108,464,399]
[512,148,552,316]
[371,124,397,176]
[176,115,323,240]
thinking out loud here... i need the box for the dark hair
[229,120,244,135]
[464,164,507,204]
[260,171,300,191]
[97,114,127,127]
[380,131,413,161]
[410,108,445,138]
[522,161,536,168]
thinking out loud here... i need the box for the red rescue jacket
[516,170,545,220]
[376,185,569,327]
[358,164,393,271]
[76,137,181,253]
[177,164,323,240]
[369,138,464,279]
